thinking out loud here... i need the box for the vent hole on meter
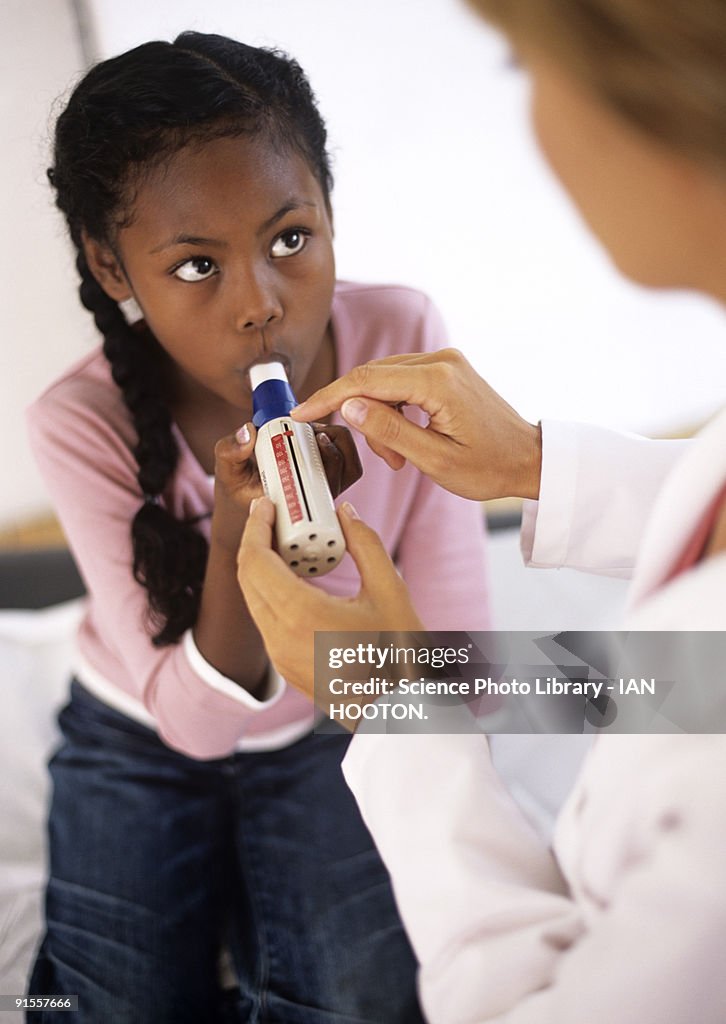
[290,560,299,567]
[327,540,336,547]
[290,543,299,551]
[308,566,318,574]
[308,533,317,541]
[327,557,336,564]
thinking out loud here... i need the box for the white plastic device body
[250,361,345,578]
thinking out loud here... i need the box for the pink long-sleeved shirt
[27,281,490,759]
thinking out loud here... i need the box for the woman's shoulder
[332,280,446,362]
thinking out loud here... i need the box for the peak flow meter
[250,361,345,578]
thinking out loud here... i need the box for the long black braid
[48,32,333,645]
[74,247,208,645]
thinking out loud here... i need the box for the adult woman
[239,2,726,1021]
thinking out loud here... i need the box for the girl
[26,32,490,1024]
[238,1,726,1021]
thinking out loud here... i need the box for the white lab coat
[343,411,726,1023]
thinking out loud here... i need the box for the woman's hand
[292,348,542,501]
[237,496,424,719]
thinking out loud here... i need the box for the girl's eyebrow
[149,234,227,255]
[258,199,317,235]
[149,201,318,255]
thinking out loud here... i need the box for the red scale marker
[272,432,303,523]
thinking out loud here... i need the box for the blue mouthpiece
[250,362,298,428]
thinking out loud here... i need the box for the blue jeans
[28,682,423,1023]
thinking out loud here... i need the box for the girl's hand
[312,422,363,498]
[213,422,362,553]
[292,349,542,501]
[237,496,424,721]
[212,423,263,552]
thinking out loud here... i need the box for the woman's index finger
[292,363,439,422]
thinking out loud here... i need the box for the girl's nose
[234,266,283,332]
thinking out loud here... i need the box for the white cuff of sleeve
[183,630,286,709]
[520,419,578,568]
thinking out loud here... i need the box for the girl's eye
[173,257,218,282]
[270,229,309,259]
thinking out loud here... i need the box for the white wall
[1,0,93,528]
[4,0,726,528]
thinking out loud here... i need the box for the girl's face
[92,134,335,415]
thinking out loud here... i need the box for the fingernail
[340,501,359,520]
[317,431,332,447]
[342,399,367,427]
[250,497,260,513]
[236,423,251,445]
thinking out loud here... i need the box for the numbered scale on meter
[250,361,345,577]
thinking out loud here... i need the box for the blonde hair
[468,0,726,169]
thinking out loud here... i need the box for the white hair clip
[118,295,144,325]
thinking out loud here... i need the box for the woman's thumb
[340,397,434,469]
[337,501,422,629]
[337,501,399,595]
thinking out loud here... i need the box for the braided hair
[48,33,333,645]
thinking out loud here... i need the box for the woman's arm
[343,731,726,1024]
[293,350,690,577]
[239,501,726,1022]
[293,348,542,501]
[522,420,690,577]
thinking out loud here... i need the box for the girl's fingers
[314,423,363,494]
[316,431,344,496]
[215,422,257,465]
[211,431,264,549]
[213,424,262,505]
